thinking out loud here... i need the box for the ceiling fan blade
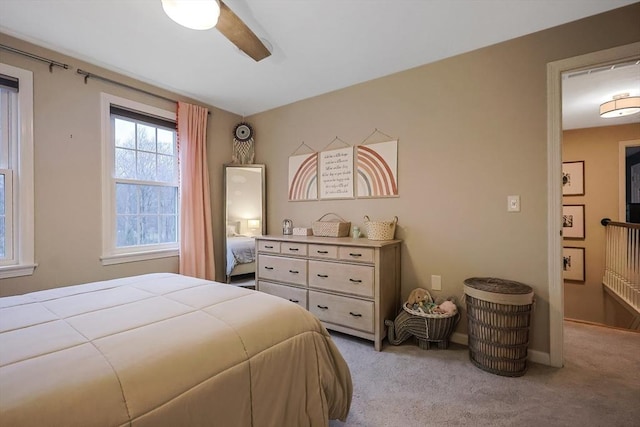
[217,0,271,62]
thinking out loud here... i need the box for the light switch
[507,195,520,212]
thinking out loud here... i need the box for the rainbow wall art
[356,140,398,198]
[288,152,318,201]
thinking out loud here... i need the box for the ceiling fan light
[162,0,220,30]
[599,95,640,118]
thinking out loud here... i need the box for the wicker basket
[464,277,534,377]
[385,291,459,349]
[364,215,398,240]
[312,213,351,237]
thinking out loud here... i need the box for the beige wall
[0,33,240,296]
[247,4,640,353]
[563,124,640,328]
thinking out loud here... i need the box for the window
[101,94,178,265]
[0,63,35,278]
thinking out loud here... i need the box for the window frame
[0,63,35,279]
[100,93,179,265]
[0,169,14,262]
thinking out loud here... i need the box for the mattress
[0,273,352,426]
[226,236,256,275]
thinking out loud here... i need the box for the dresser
[255,235,401,351]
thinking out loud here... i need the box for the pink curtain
[177,101,215,280]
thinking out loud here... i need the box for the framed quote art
[562,161,584,196]
[319,146,354,199]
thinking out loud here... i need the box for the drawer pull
[317,274,329,278]
[265,245,274,249]
[289,299,299,303]
[289,270,299,274]
[349,278,362,283]
[317,305,329,310]
[288,248,299,251]
[349,253,362,257]
[349,312,362,317]
[264,266,274,270]
[317,250,328,254]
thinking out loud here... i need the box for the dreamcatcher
[232,122,255,164]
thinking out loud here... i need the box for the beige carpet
[329,321,640,426]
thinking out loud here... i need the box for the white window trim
[100,93,178,265]
[0,169,14,262]
[0,63,36,279]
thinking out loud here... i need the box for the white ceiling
[562,61,640,130]
[0,0,638,126]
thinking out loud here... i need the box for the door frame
[546,41,640,368]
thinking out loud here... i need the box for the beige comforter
[0,273,352,426]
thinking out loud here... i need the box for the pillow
[226,225,238,236]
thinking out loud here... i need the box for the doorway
[547,42,640,368]
[621,140,640,222]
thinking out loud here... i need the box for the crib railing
[602,219,640,321]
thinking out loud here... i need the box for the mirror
[224,164,266,284]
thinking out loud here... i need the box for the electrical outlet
[431,275,442,291]
[507,195,521,212]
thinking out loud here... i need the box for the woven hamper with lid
[464,277,534,377]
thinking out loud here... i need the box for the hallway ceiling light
[599,93,640,118]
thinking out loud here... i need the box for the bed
[0,273,352,426]
[226,235,257,280]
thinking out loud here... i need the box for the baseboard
[450,332,551,366]
[565,316,640,332]
[528,348,551,365]
[450,332,467,346]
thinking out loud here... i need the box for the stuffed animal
[406,288,431,306]
[433,300,457,315]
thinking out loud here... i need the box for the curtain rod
[77,69,211,114]
[0,43,210,114]
[0,44,70,72]
[77,69,177,104]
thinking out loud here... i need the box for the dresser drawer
[281,242,308,256]
[309,291,374,333]
[308,260,374,298]
[308,244,338,259]
[258,281,307,309]
[258,240,281,253]
[338,246,375,263]
[258,255,307,286]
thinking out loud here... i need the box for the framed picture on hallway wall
[562,161,585,196]
[563,246,585,282]
[563,204,585,239]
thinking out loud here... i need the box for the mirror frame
[223,164,266,282]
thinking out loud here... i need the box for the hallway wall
[563,124,640,328]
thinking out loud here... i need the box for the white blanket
[0,273,352,426]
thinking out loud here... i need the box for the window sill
[101,249,179,266]
[0,263,37,279]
